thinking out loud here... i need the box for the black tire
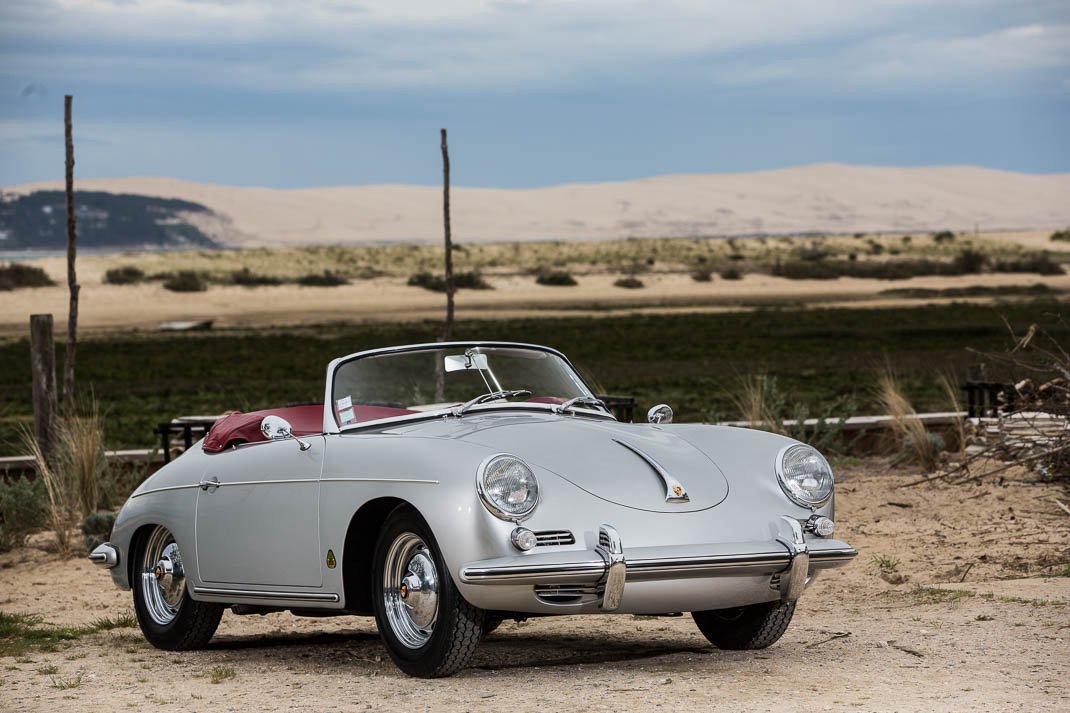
[692,600,796,650]
[372,506,484,677]
[132,525,224,651]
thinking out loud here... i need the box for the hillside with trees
[0,191,219,250]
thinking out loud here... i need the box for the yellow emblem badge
[326,549,337,569]
[672,485,683,497]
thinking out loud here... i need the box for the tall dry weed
[938,372,966,457]
[19,403,107,554]
[733,374,784,434]
[20,426,75,554]
[876,368,939,471]
[59,406,105,517]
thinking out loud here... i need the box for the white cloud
[1,0,1067,93]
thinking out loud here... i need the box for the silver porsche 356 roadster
[90,341,856,677]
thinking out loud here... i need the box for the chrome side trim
[612,438,690,503]
[321,477,440,485]
[192,586,340,603]
[130,483,200,499]
[134,477,439,499]
[202,478,316,488]
[460,560,608,584]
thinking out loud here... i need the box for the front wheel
[372,506,484,677]
[692,600,796,650]
[132,525,224,650]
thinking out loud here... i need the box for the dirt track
[2,463,1068,712]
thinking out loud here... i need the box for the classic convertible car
[90,341,856,677]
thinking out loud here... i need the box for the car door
[195,436,325,588]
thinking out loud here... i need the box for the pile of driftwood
[904,377,1070,489]
[968,377,1069,480]
[967,410,1068,479]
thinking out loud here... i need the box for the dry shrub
[876,368,939,471]
[19,405,106,554]
[62,407,105,518]
[21,428,76,554]
[733,374,783,434]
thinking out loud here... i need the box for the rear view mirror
[260,415,312,451]
[445,353,490,372]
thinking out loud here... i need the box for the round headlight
[477,454,540,520]
[776,444,834,507]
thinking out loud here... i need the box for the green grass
[89,614,137,632]
[0,300,1065,456]
[0,610,137,657]
[879,284,1055,299]
[208,665,236,683]
[871,554,900,572]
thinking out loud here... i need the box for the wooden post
[441,128,454,340]
[30,314,57,464]
[63,94,79,415]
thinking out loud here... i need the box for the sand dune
[7,163,1069,247]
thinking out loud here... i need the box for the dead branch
[953,443,1070,486]
[888,641,925,658]
[805,631,850,648]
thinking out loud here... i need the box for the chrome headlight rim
[775,443,834,509]
[476,453,540,522]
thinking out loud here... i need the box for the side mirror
[260,415,312,451]
[647,404,673,425]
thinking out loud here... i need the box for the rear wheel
[132,525,224,650]
[692,600,795,650]
[372,506,484,677]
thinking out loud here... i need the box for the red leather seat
[202,404,415,453]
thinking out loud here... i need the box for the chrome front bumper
[459,517,857,611]
[88,542,119,568]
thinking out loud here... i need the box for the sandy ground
[1,461,1067,712]
[8,165,1070,245]
[2,267,1068,338]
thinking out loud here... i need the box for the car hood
[390,411,730,513]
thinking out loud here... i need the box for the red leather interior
[202,404,415,453]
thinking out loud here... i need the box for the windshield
[331,345,596,427]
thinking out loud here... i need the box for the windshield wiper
[453,389,532,417]
[554,395,609,415]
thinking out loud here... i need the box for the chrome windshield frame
[322,341,606,434]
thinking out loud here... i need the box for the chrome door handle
[199,477,219,492]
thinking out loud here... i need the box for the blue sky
[1,0,1067,188]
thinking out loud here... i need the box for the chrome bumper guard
[459,518,857,610]
[88,542,119,568]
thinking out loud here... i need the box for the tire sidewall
[132,528,207,649]
[372,506,467,676]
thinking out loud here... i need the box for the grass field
[54,230,1069,284]
[0,300,1063,457]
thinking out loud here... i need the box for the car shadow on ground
[202,626,719,673]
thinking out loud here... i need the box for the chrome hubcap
[382,533,439,649]
[140,527,185,625]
